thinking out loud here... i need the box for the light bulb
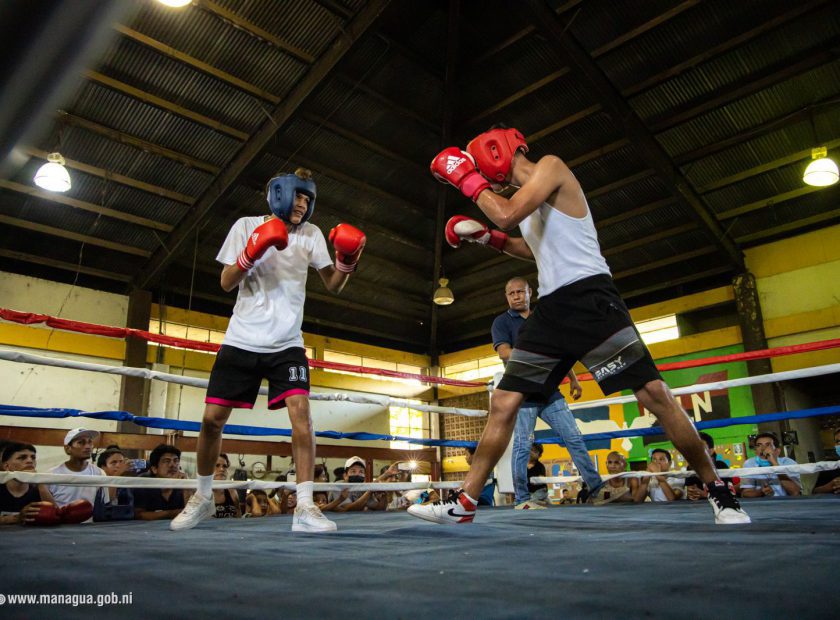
[803,155,839,187]
[33,152,71,192]
[433,278,454,305]
[156,0,191,7]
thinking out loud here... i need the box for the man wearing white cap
[322,456,386,512]
[42,428,108,512]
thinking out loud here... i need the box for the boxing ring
[1,498,838,618]
[1,309,839,618]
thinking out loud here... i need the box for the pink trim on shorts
[205,397,254,409]
[268,389,309,410]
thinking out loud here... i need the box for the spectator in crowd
[333,466,345,482]
[635,449,684,502]
[133,445,189,520]
[212,453,240,519]
[685,432,730,500]
[558,488,574,505]
[42,429,107,516]
[740,432,801,498]
[245,489,280,517]
[0,442,52,525]
[812,427,840,495]
[96,446,133,504]
[590,452,639,505]
[314,491,329,509]
[314,463,330,482]
[465,447,496,506]
[524,443,549,507]
[323,456,386,512]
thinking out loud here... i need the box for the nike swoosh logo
[447,507,473,518]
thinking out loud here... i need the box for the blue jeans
[512,397,602,504]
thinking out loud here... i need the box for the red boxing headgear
[466,128,528,182]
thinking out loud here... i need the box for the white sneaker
[407,490,476,525]
[514,500,547,510]
[170,493,215,531]
[292,503,337,533]
[706,481,751,525]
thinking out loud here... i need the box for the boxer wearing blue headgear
[171,166,366,535]
[266,169,317,224]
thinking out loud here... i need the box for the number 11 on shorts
[288,366,307,382]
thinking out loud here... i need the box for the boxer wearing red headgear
[413,127,750,527]
[171,167,366,535]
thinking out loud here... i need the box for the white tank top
[518,201,611,297]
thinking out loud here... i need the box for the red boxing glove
[329,223,366,273]
[26,502,61,526]
[237,218,289,272]
[58,499,94,524]
[445,215,508,252]
[430,147,491,201]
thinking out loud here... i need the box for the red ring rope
[2,307,839,388]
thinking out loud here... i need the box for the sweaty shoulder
[538,155,586,219]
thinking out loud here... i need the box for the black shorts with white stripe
[496,274,662,401]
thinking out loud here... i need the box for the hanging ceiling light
[33,152,71,192]
[433,277,454,306]
[156,0,191,7]
[803,146,839,187]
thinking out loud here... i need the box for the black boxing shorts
[497,274,662,401]
[206,345,310,410]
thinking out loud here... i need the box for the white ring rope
[2,348,839,418]
[0,471,463,492]
[567,363,840,410]
[531,460,840,484]
[0,349,486,417]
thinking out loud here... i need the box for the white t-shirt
[740,457,801,496]
[217,217,332,353]
[47,462,106,507]
[645,475,685,502]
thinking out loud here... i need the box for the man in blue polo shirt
[491,277,602,509]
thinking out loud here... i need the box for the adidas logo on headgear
[250,233,259,244]
[446,155,466,174]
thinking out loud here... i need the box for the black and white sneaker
[706,480,751,524]
[407,489,476,525]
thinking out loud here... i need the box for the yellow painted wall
[746,224,840,372]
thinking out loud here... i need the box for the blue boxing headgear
[266,174,316,224]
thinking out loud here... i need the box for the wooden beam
[673,94,840,166]
[468,69,573,127]
[238,176,431,252]
[85,70,249,141]
[596,197,677,229]
[565,139,630,168]
[0,214,151,257]
[306,291,425,322]
[0,179,173,231]
[647,40,840,133]
[304,314,427,346]
[272,150,434,221]
[696,136,840,194]
[611,246,717,279]
[465,0,696,122]
[622,0,831,98]
[718,185,831,221]
[525,103,601,144]
[586,169,655,200]
[591,0,700,58]
[602,223,697,257]
[132,0,391,290]
[58,111,221,175]
[193,0,315,64]
[523,0,744,270]
[334,73,438,132]
[0,248,132,282]
[27,148,194,205]
[114,24,282,104]
[302,112,426,173]
[622,266,731,300]
[735,206,840,244]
